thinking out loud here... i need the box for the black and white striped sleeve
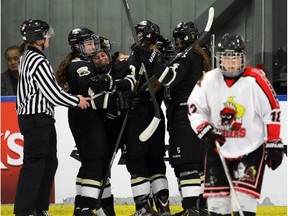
[33,59,79,107]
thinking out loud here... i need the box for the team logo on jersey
[234,162,257,182]
[218,96,246,137]
[76,66,91,77]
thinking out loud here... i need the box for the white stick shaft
[215,141,244,216]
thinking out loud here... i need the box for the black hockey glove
[90,74,115,93]
[115,91,132,111]
[109,91,133,111]
[265,139,284,170]
[197,124,226,149]
[132,45,159,68]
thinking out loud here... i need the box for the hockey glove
[197,124,226,149]
[132,45,159,68]
[90,74,115,93]
[265,139,284,170]
[114,91,132,111]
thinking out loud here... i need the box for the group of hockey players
[14,16,284,216]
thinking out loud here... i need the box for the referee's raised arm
[13,18,90,216]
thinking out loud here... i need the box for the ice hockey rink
[1,0,287,215]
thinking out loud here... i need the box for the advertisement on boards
[1,96,55,204]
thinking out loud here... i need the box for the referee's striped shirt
[16,46,79,116]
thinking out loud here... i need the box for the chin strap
[35,39,46,51]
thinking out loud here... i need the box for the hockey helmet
[93,36,113,72]
[163,42,177,63]
[155,35,169,53]
[20,19,55,44]
[173,21,199,50]
[68,27,101,58]
[216,33,246,77]
[135,20,160,44]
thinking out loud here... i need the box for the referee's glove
[265,139,284,170]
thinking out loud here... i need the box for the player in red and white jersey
[187,33,284,216]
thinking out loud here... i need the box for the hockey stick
[95,47,146,216]
[215,141,244,216]
[95,114,129,216]
[138,66,161,142]
[211,33,215,69]
[95,1,155,212]
[137,7,214,94]
[122,0,161,142]
[95,70,146,215]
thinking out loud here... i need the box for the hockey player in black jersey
[92,20,171,216]
[126,20,172,216]
[132,22,211,216]
[56,28,122,216]
[86,21,172,216]
[91,39,130,176]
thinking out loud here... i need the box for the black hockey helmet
[20,19,54,44]
[164,42,177,63]
[216,33,246,77]
[135,20,160,44]
[155,35,169,53]
[93,36,113,72]
[173,21,199,50]
[99,36,112,52]
[68,27,100,58]
[217,33,245,53]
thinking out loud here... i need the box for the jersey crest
[76,66,91,77]
[218,96,246,138]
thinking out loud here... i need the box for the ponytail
[193,44,212,72]
[55,52,76,92]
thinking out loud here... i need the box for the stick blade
[96,208,106,216]
[139,117,161,142]
[204,7,214,32]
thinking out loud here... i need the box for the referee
[14,19,90,216]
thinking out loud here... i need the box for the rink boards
[1,95,287,206]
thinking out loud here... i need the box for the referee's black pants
[14,114,58,215]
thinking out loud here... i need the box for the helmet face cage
[20,19,54,44]
[68,27,100,58]
[172,22,199,50]
[216,33,246,77]
[135,20,160,44]
[217,51,246,77]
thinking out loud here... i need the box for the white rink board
[54,100,287,205]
